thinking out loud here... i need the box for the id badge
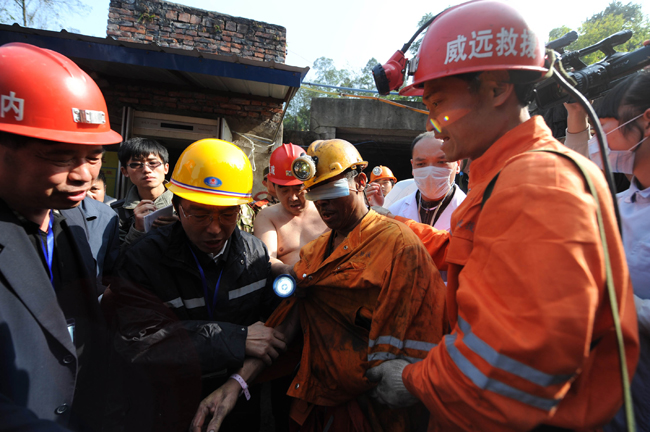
[66,318,75,344]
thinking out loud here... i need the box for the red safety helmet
[0,42,122,145]
[268,143,304,186]
[400,0,547,96]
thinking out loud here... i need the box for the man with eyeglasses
[104,139,285,431]
[111,137,177,247]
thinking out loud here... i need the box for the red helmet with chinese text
[268,143,304,186]
[400,0,547,96]
[370,166,397,183]
[0,43,122,145]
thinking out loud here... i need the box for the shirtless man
[254,143,328,275]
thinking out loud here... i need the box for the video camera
[532,30,650,110]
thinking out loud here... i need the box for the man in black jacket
[0,43,123,430]
[105,138,285,431]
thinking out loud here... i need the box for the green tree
[548,1,650,65]
[0,0,89,30]
[409,12,435,55]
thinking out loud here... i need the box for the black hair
[96,170,107,185]
[118,137,169,167]
[595,72,649,137]
[410,131,437,157]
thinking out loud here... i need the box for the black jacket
[104,221,278,430]
[0,201,109,432]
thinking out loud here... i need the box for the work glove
[365,359,419,408]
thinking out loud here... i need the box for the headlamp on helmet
[291,154,318,182]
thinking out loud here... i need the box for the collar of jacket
[469,116,554,188]
[160,221,246,282]
[122,182,173,210]
[302,208,379,273]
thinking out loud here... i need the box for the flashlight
[291,154,317,182]
[273,274,296,298]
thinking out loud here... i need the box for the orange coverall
[398,116,639,431]
[266,209,447,431]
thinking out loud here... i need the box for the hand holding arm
[245,321,287,365]
[366,360,419,409]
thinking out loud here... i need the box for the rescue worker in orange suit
[191,139,448,432]
[364,1,639,431]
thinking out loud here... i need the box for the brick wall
[101,81,285,130]
[107,0,287,63]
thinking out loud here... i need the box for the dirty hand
[191,378,240,432]
[132,200,156,232]
[365,360,418,409]
[245,321,287,365]
[365,183,385,207]
[152,214,179,228]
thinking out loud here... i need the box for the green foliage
[548,1,650,65]
[0,0,89,30]
[284,57,417,131]
[409,12,435,55]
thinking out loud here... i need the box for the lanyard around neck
[39,209,55,289]
[188,245,224,320]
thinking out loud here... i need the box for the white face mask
[305,178,351,201]
[413,165,454,200]
[588,113,647,175]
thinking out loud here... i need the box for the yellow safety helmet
[167,138,253,206]
[370,166,397,183]
[291,139,367,189]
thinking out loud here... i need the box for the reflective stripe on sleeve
[369,335,437,352]
[445,331,563,411]
[164,297,206,309]
[228,279,266,300]
[458,317,574,387]
[367,352,423,363]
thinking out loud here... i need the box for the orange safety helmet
[370,165,397,183]
[268,143,304,186]
[0,42,122,145]
[400,0,547,96]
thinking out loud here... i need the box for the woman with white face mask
[387,132,466,231]
[567,72,650,432]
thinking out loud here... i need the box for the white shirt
[388,185,466,231]
[618,179,650,333]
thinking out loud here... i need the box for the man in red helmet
[0,43,122,430]
[254,143,328,275]
[365,1,639,431]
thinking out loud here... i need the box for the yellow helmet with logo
[291,139,367,189]
[167,138,253,206]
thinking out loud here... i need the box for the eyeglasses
[179,205,240,226]
[127,161,163,170]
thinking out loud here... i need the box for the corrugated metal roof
[0,23,309,101]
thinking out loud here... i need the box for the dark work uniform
[0,200,109,431]
[105,222,279,431]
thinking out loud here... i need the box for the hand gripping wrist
[229,374,251,401]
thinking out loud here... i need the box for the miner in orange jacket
[364,1,639,431]
[191,139,448,432]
